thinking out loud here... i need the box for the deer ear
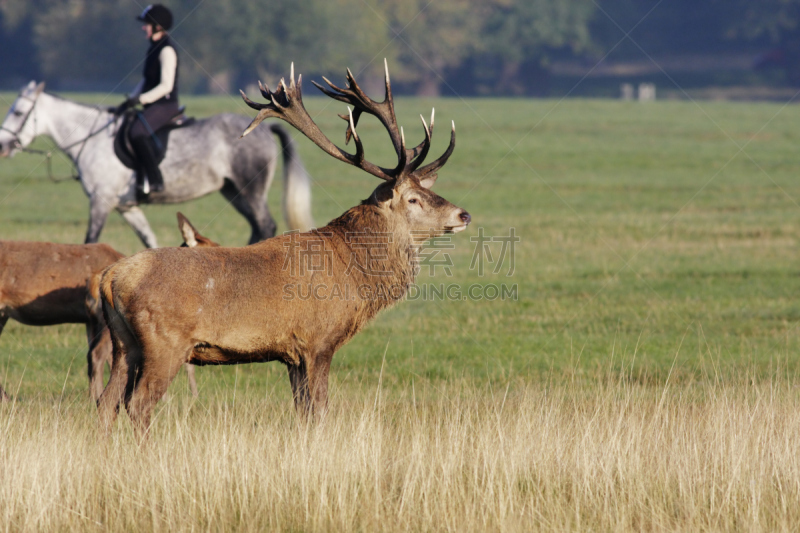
[177,212,199,247]
[418,173,438,189]
[371,182,395,204]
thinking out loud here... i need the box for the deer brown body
[97,63,471,437]
[0,241,123,401]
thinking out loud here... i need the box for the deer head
[240,61,470,248]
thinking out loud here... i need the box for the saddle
[113,107,195,170]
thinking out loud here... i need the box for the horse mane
[44,91,111,113]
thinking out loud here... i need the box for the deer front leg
[308,351,333,418]
[288,351,333,419]
[185,364,198,397]
[287,360,310,415]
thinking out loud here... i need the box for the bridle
[1,90,116,182]
[0,92,39,150]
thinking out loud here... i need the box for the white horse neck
[34,93,114,160]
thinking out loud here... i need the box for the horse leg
[85,197,113,244]
[221,177,277,244]
[117,205,159,248]
[0,314,10,402]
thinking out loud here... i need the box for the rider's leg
[129,103,179,194]
[130,136,165,193]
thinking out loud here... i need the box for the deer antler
[240,61,456,183]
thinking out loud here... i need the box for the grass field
[2,90,800,530]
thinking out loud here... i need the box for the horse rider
[116,4,179,196]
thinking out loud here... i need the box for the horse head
[0,81,45,157]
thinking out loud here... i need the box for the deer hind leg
[0,314,10,402]
[125,344,190,440]
[86,320,112,403]
[97,310,140,433]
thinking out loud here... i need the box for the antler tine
[347,107,365,166]
[410,120,456,184]
[311,62,404,165]
[313,77,362,144]
[403,114,432,175]
[240,65,396,181]
[241,90,269,111]
[390,126,408,176]
[258,80,271,100]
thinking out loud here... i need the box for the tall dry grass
[2,374,800,532]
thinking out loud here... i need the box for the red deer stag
[97,62,471,437]
[0,213,214,402]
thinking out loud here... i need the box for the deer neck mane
[323,203,418,303]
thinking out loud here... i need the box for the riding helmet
[137,4,173,31]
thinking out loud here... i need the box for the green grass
[2,92,800,400]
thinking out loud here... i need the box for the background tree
[0,0,40,88]
[167,0,389,94]
[724,0,800,85]
[30,0,140,91]
[3,0,795,95]
[377,0,484,96]
[474,0,595,96]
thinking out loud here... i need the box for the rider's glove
[112,96,140,115]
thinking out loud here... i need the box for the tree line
[1,0,798,96]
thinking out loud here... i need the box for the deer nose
[459,211,471,225]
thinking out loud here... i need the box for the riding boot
[130,136,165,194]
[133,164,148,199]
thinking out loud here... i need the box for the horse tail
[269,123,314,231]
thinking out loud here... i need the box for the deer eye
[409,198,418,204]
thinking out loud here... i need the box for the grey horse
[0,82,314,247]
